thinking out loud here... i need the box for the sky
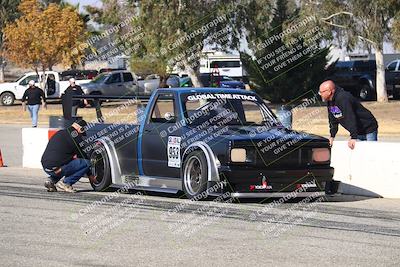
[66,0,102,12]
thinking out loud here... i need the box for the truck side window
[107,73,122,83]
[210,61,241,68]
[20,75,39,86]
[387,62,397,72]
[243,101,264,125]
[123,73,133,82]
[150,94,175,123]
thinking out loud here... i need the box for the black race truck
[77,87,335,199]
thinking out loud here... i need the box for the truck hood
[80,82,98,88]
[223,125,327,143]
[196,125,327,144]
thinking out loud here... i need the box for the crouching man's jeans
[357,130,378,141]
[44,159,91,186]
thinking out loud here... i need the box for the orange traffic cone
[0,149,4,167]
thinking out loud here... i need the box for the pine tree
[242,0,329,103]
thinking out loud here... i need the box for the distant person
[63,78,88,118]
[22,80,47,127]
[319,80,378,150]
[41,119,96,192]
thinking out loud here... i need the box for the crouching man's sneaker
[56,180,76,193]
[44,179,57,192]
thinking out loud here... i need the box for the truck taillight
[312,148,330,163]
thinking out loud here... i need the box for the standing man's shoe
[44,179,57,192]
[56,180,76,193]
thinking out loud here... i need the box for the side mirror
[164,112,175,121]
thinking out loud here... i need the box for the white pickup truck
[0,71,90,106]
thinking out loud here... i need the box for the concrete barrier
[331,141,400,198]
[21,128,400,198]
[22,128,59,169]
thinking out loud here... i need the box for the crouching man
[41,120,96,192]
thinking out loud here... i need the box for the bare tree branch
[320,11,353,29]
[358,35,377,46]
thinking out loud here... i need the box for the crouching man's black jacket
[327,87,378,139]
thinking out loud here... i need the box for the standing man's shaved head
[319,80,336,102]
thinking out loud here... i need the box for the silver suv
[81,71,141,97]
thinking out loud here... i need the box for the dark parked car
[327,60,400,100]
[180,73,246,89]
[60,69,98,81]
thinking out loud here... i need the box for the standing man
[319,80,378,150]
[63,78,88,118]
[22,80,47,127]
[41,119,96,192]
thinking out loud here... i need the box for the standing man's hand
[329,137,334,147]
[348,139,356,150]
[43,102,47,110]
[22,102,26,112]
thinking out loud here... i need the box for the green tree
[86,0,252,87]
[242,0,329,103]
[299,0,400,102]
[0,0,21,82]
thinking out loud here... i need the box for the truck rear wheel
[90,143,112,191]
[1,92,15,106]
[182,151,209,199]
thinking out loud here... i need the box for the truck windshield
[182,92,278,127]
[14,75,26,82]
[91,73,109,83]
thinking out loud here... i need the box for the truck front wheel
[182,151,209,199]
[359,84,376,101]
[1,92,15,106]
[90,142,112,191]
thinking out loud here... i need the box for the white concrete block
[22,128,49,169]
[331,141,400,198]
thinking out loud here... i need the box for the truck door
[385,61,398,86]
[104,72,125,96]
[141,91,181,178]
[122,72,135,96]
[44,73,59,98]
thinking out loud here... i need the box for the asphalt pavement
[0,124,399,266]
[0,167,399,266]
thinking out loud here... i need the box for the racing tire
[90,142,112,191]
[1,92,15,106]
[182,151,209,200]
[359,84,376,101]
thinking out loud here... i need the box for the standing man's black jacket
[64,85,84,107]
[328,87,378,139]
[22,86,46,105]
[62,85,84,119]
[41,127,88,169]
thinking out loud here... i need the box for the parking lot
[1,123,400,266]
